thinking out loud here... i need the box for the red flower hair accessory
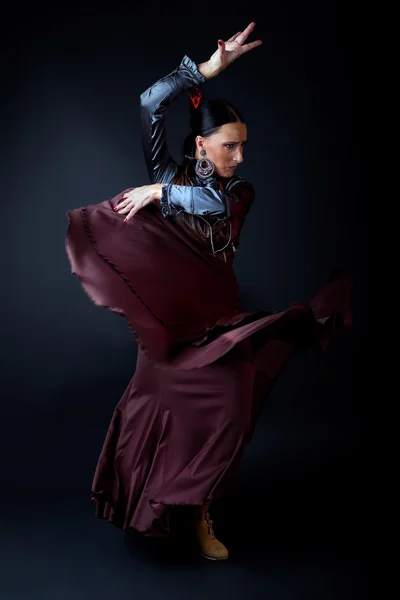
[189,86,203,109]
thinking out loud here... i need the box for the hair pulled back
[182,86,245,159]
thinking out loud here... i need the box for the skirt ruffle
[65,190,353,536]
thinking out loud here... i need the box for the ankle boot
[192,503,229,561]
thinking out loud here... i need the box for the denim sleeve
[140,55,206,185]
[160,179,255,220]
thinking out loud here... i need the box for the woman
[65,23,353,561]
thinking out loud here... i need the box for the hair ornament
[189,86,203,109]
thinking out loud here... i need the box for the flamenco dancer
[65,22,353,561]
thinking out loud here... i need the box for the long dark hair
[170,87,246,246]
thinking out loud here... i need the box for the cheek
[213,148,227,163]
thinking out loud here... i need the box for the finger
[114,190,135,210]
[117,202,134,214]
[124,206,140,222]
[218,39,225,56]
[114,201,128,211]
[236,21,255,45]
[116,188,135,202]
[115,198,134,214]
[227,31,241,42]
[239,40,263,54]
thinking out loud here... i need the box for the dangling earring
[195,149,215,179]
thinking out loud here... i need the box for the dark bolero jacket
[139,54,255,261]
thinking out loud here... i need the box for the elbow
[212,192,230,218]
[140,88,158,113]
[140,89,151,109]
[140,84,163,113]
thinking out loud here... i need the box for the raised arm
[117,25,261,222]
[140,55,207,184]
[140,22,261,186]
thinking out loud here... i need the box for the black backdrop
[1,2,366,599]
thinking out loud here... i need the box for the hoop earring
[195,149,215,178]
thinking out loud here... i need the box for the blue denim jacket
[139,54,255,256]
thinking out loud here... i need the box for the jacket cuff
[180,55,207,85]
[160,184,171,216]
[160,184,181,217]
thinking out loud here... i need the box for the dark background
[1,2,366,599]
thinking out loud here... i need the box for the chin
[215,168,234,179]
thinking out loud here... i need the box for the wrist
[197,60,219,80]
[152,183,164,205]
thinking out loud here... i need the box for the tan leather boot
[192,504,229,561]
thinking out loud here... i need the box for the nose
[234,147,244,164]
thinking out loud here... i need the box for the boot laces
[205,511,216,540]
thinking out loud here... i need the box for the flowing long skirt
[65,190,353,536]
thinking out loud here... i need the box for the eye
[224,144,236,149]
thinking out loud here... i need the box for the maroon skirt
[65,189,353,536]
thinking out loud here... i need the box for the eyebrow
[224,140,247,144]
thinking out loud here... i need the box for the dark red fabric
[65,188,353,536]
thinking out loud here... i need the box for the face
[194,122,247,178]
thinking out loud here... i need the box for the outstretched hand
[206,22,262,77]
